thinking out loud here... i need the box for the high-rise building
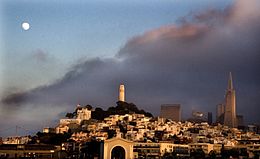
[216,104,225,124]
[223,72,237,128]
[160,104,181,122]
[119,84,125,102]
[208,112,212,125]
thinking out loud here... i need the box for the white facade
[76,107,91,120]
[60,119,81,125]
[56,125,69,134]
[119,84,125,102]
[189,143,214,154]
[103,137,134,159]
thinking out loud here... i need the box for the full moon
[22,22,30,31]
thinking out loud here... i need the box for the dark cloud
[1,92,28,106]
[1,0,260,131]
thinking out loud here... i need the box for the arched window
[111,146,125,159]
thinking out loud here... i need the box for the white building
[76,107,91,120]
[56,125,69,134]
[189,143,214,154]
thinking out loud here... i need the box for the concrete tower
[119,84,125,102]
[224,72,237,127]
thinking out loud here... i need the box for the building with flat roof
[160,104,181,122]
[216,104,225,124]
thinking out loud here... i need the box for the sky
[0,0,260,137]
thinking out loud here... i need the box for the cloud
[1,0,260,135]
[31,49,49,62]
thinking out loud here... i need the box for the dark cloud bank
[1,0,260,128]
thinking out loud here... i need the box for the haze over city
[0,0,260,136]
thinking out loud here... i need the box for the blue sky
[1,0,234,93]
[6,0,260,137]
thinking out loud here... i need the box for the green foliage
[84,104,93,110]
[91,107,109,120]
[107,129,116,139]
[65,112,74,119]
[91,101,153,120]
[66,101,153,120]
[190,148,205,159]
[81,139,102,158]
[221,146,240,159]
[209,150,217,159]
[36,132,72,145]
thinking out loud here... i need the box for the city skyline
[1,0,260,137]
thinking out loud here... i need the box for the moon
[22,22,30,31]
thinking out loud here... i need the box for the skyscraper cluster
[119,73,241,128]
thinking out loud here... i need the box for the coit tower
[224,72,237,127]
[119,84,125,102]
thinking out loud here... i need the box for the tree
[66,113,74,119]
[92,107,109,120]
[221,146,239,159]
[84,104,93,110]
[107,130,116,139]
[36,132,72,145]
[190,149,205,159]
[163,152,173,159]
[209,150,217,159]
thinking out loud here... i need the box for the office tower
[160,104,181,122]
[224,72,237,127]
[208,112,212,125]
[216,104,225,124]
[119,84,125,102]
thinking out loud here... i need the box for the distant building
[224,72,237,128]
[216,104,225,124]
[56,125,69,134]
[119,84,125,102]
[208,112,212,125]
[100,137,189,159]
[76,106,91,120]
[2,136,30,144]
[42,127,55,133]
[59,119,81,125]
[189,143,214,154]
[0,144,57,158]
[102,137,134,159]
[160,104,181,122]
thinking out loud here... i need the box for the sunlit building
[119,84,125,102]
[224,72,237,128]
[160,104,181,122]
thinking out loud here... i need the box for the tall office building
[160,104,181,122]
[208,112,213,125]
[224,72,237,128]
[119,84,125,102]
[216,104,225,124]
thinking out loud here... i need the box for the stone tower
[119,84,125,102]
[224,72,237,127]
